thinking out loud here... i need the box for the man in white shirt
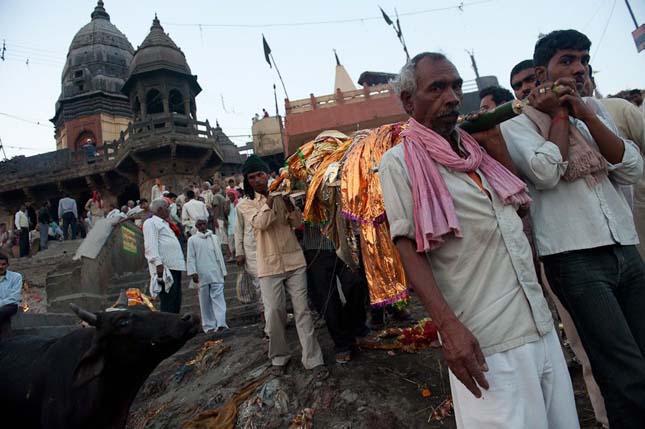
[14,205,30,257]
[187,218,228,333]
[127,199,150,227]
[181,190,209,236]
[0,254,22,337]
[500,30,645,428]
[380,52,578,428]
[143,199,186,313]
[106,203,127,221]
[57,194,78,240]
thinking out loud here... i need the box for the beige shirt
[201,190,214,208]
[379,144,553,357]
[181,199,209,229]
[234,198,259,277]
[248,194,306,278]
[601,97,645,258]
[84,200,105,218]
[600,98,645,204]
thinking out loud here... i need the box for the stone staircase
[104,262,262,328]
[10,222,262,337]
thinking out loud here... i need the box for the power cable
[0,112,54,128]
[592,0,618,59]
[164,0,492,29]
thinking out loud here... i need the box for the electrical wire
[164,0,492,29]
[0,112,54,128]
[591,0,617,60]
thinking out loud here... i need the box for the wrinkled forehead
[415,57,461,86]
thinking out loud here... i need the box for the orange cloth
[302,137,351,224]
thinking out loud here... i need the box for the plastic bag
[236,270,256,304]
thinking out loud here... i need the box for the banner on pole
[633,25,645,53]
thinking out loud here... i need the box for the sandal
[335,351,351,364]
[312,365,329,381]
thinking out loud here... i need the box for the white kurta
[186,231,228,331]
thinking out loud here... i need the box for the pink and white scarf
[402,118,532,253]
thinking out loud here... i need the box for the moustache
[437,111,459,120]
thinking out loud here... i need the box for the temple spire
[333,50,356,93]
[91,0,110,21]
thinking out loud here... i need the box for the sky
[0,0,644,159]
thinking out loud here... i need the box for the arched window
[168,89,185,114]
[75,131,97,152]
[146,89,164,114]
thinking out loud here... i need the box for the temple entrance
[118,183,140,207]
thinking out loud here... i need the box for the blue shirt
[0,271,22,306]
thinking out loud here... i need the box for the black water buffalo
[0,304,200,429]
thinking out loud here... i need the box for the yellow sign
[122,226,138,255]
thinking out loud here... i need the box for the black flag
[262,34,272,68]
[379,6,393,26]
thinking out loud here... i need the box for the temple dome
[127,15,192,77]
[59,1,134,99]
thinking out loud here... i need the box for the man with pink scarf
[379,52,578,428]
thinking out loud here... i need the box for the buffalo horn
[70,303,98,325]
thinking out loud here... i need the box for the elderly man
[143,199,185,313]
[242,155,327,380]
[500,30,645,427]
[379,52,578,428]
[0,253,22,337]
[187,218,228,333]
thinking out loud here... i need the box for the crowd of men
[1,26,644,428]
[377,29,644,428]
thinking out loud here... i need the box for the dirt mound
[127,299,601,428]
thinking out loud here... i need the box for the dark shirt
[27,207,37,228]
[38,207,51,224]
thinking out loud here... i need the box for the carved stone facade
[0,2,242,228]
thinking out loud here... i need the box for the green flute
[459,85,568,134]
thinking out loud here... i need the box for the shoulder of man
[8,271,22,282]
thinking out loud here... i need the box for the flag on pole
[379,6,393,25]
[262,34,272,68]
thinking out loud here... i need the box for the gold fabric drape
[340,122,409,306]
[273,124,409,306]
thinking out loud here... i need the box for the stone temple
[0,1,242,224]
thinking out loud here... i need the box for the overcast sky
[1,0,643,158]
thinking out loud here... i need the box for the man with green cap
[241,155,328,379]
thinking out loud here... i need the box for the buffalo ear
[72,345,105,387]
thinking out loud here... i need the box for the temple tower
[51,1,134,152]
[118,15,229,200]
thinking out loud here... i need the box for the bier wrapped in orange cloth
[302,133,351,224]
[340,122,409,306]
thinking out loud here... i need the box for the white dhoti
[449,329,579,429]
[198,282,228,332]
